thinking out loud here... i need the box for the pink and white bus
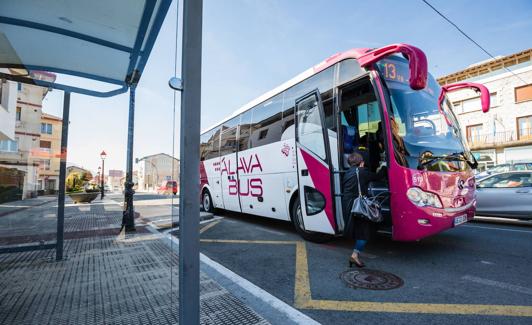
[199,44,490,242]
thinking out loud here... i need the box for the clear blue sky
[42,0,532,173]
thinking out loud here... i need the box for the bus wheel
[202,190,214,213]
[290,197,333,243]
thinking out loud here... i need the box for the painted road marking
[157,227,320,324]
[200,220,221,234]
[201,238,532,316]
[462,275,532,295]
[463,225,532,234]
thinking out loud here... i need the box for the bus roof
[202,48,370,134]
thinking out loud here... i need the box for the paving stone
[0,202,270,325]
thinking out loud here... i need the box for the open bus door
[294,90,336,235]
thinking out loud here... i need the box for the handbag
[350,168,383,223]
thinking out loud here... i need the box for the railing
[467,128,532,147]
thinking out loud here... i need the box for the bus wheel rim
[296,205,304,229]
[203,193,210,210]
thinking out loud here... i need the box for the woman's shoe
[349,256,365,268]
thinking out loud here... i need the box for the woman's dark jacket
[342,166,387,240]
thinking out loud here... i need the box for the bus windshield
[376,57,473,171]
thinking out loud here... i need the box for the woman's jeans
[353,239,367,254]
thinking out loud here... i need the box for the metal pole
[179,0,202,323]
[56,91,70,261]
[101,158,105,199]
[122,85,136,232]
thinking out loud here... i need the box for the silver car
[475,171,532,220]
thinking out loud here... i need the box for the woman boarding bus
[199,43,490,242]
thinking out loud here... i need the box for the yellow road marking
[199,220,221,234]
[200,236,532,316]
[294,242,312,307]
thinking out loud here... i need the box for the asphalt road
[192,210,532,325]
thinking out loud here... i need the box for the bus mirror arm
[358,43,428,90]
[439,82,490,113]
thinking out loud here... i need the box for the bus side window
[239,111,252,151]
[200,130,211,161]
[250,93,283,148]
[206,127,220,160]
[220,117,239,156]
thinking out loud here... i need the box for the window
[220,117,239,156]
[250,93,283,148]
[517,115,532,140]
[515,84,532,103]
[205,127,220,160]
[296,93,326,160]
[338,59,364,86]
[478,172,532,188]
[282,66,335,135]
[16,107,21,121]
[41,123,52,134]
[458,93,498,113]
[0,139,18,152]
[238,111,252,151]
[200,130,212,161]
[43,160,51,171]
[40,140,52,152]
[304,186,326,215]
[466,124,483,145]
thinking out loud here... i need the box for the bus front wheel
[290,197,333,243]
[202,190,214,213]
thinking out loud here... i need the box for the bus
[199,43,490,242]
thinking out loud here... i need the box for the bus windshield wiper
[417,152,467,169]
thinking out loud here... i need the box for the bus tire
[202,189,214,213]
[290,196,333,243]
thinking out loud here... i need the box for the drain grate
[340,269,404,290]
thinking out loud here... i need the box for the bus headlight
[407,187,443,208]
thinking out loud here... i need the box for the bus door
[295,90,336,234]
[219,117,241,212]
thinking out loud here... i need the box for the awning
[0,0,172,97]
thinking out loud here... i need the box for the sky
[42,0,532,174]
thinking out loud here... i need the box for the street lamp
[100,150,107,199]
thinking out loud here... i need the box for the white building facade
[438,49,532,169]
[137,153,179,192]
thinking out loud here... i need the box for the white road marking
[480,260,494,265]
[462,275,532,295]
[153,220,319,325]
[462,225,532,234]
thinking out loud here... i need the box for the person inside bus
[342,152,387,268]
[390,117,409,166]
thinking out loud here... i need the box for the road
[182,208,532,324]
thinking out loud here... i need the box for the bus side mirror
[358,43,428,90]
[439,82,490,113]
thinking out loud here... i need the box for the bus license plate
[454,214,467,226]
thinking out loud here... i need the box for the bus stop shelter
[0,0,203,323]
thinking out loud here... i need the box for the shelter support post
[56,91,70,261]
[179,0,203,324]
[122,85,136,232]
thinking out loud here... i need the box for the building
[136,153,179,192]
[438,49,532,169]
[0,72,17,141]
[0,71,56,199]
[107,169,124,192]
[33,113,62,193]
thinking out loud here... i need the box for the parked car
[475,162,532,179]
[157,180,178,195]
[475,171,532,219]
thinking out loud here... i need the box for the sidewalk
[0,196,57,217]
[0,199,271,324]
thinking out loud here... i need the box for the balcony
[467,128,532,149]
